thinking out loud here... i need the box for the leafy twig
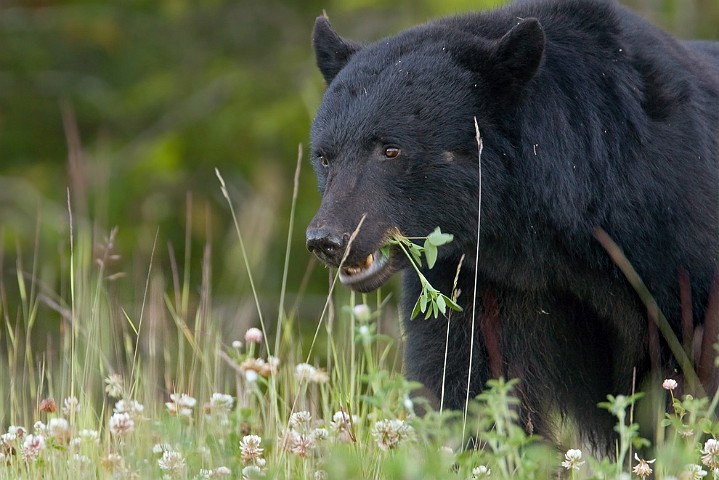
[387,228,462,320]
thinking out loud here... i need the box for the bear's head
[306,14,545,292]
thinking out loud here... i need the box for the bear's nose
[306,227,348,267]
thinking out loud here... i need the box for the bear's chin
[338,249,398,292]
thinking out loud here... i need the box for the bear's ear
[489,18,545,91]
[313,16,363,84]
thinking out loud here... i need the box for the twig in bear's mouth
[388,227,462,319]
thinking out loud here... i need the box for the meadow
[2,159,719,480]
[3,1,719,478]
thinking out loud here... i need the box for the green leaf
[424,241,438,269]
[426,227,453,247]
[436,294,446,314]
[411,297,422,320]
[443,295,463,312]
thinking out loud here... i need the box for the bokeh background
[1,0,718,358]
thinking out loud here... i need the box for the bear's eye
[318,155,329,167]
[384,147,400,159]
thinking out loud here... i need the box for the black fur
[306,0,719,447]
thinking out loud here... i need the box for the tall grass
[1,147,719,479]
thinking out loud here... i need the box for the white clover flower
[311,428,329,441]
[102,452,124,471]
[294,363,329,384]
[214,466,231,477]
[330,410,357,443]
[209,393,234,413]
[289,411,313,431]
[232,340,243,349]
[79,429,99,442]
[358,325,370,339]
[352,304,371,321]
[701,439,719,470]
[22,434,46,462]
[244,327,263,344]
[245,370,259,383]
[33,421,47,436]
[561,449,585,471]
[114,398,145,418]
[240,434,264,466]
[109,412,135,436]
[105,373,124,398]
[682,464,708,480]
[242,465,265,479]
[158,450,186,476]
[632,453,655,478]
[371,418,415,451]
[663,378,679,391]
[472,465,492,478]
[47,417,71,442]
[153,443,173,455]
[63,396,80,416]
[166,393,196,417]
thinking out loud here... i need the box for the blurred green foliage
[0,0,717,344]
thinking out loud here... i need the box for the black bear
[306,0,719,446]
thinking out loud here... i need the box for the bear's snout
[306,225,348,267]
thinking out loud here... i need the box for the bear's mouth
[338,248,396,292]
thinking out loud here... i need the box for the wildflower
[101,452,124,471]
[371,418,415,451]
[241,358,277,378]
[63,396,80,416]
[353,304,371,321]
[311,428,329,441]
[240,435,265,466]
[166,393,197,417]
[289,411,313,431]
[314,471,328,480]
[78,429,100,442]
[158,450,186,476]
[472,465,492,478]
[242,465,265,479]
[2,425,26,442]
[633,453,655,478]
[284,430,314,457]
[39,398,57,413]
[214,466,231,476]
[21,434,45,462]
[114,398,145,418]
[663,378,679,391]
[245,370,259,383]
[561,449,585,471]
[681,465,708,480]
[109,412,135,436]
[295,363,317,382]
[232,340,243,349]
[47,417,71,443]
[33,421,47,436]
[701,439,719,470]
[209,393,234,413]
[153,443,173,455]
[245,327,263,344]
[105,374,124,398]
[330,410,357,443]
[358,325,371,340]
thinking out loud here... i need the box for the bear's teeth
[364,254,374,268]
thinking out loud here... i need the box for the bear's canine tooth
[364,254,374,268]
